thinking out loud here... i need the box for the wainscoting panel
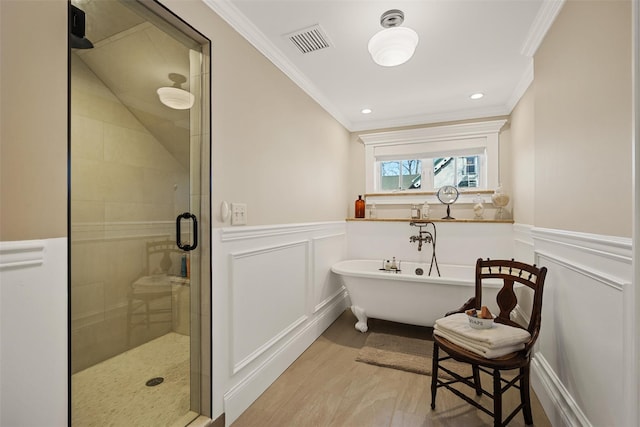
[524,226,632,427]
[0,238,67,427]
[513,223,534,264]
[346,221,514,266]
[311,233,347,313]
[215,222,348,425]
[229,241,309,373]
[536,252,623,427]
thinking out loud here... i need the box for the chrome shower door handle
[176,212,198,251]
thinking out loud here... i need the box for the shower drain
[145,377,164,387]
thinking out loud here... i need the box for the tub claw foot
[351,305,368,333]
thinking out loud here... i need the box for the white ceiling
[205,0,563,132]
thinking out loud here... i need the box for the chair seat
[433,334,530,370]
[132,274,173,288]
[131,274,189,297]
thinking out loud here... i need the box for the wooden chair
[430,258,547,427]
[126,239,182,345]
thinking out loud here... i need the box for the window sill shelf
[364,190,495,205]
[346,218,514,224]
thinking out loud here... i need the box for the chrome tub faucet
[409,221,440,276]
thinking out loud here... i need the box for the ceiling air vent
[285,24,332,54]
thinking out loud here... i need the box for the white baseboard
[531,354,592,427]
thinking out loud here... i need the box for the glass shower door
[69,1,210,425]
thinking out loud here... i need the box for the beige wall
[0,2,631,235]
[533,0,632,237]
[509,84,536,225]
[0,0,68,241]
[159,0,351,228]
[347,132,366,217]
[0,0,351,242]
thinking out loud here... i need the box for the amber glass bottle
[355,195,365,218]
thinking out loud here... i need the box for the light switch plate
[231,203,247,225]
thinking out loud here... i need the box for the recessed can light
[361,108,372,114]
[470,93,484,100]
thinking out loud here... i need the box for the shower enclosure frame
[66,0,212,423]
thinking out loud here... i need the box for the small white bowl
[468,315,494,329]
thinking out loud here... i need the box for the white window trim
[359,119,507,204]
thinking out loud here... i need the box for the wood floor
[231,309,551,427]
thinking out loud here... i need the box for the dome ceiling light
[157,73,194,110]
[368,9,419,67]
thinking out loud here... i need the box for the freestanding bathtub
[331,259,500,332]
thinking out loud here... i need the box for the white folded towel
[435,313,531,349]
[434,328,525,359]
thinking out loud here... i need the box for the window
[378,155,482,192]
[434,156,480,189]
[380,160,422,190]
[360,120,505,197]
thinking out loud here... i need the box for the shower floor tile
[72,332,197,427]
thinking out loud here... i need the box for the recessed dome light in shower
[157,73,194,110]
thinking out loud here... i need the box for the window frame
[360,120,506,203]
[377,153,484,192]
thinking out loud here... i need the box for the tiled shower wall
[70,54,190,373]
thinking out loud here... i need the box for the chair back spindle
[475,258,547,341]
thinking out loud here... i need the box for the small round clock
[436,185,459,219]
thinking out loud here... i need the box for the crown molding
[520,0,566,57]
[506,61,534,113]
[350,105,510,133]
[202,0,353,130]
[358,119,508,146]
